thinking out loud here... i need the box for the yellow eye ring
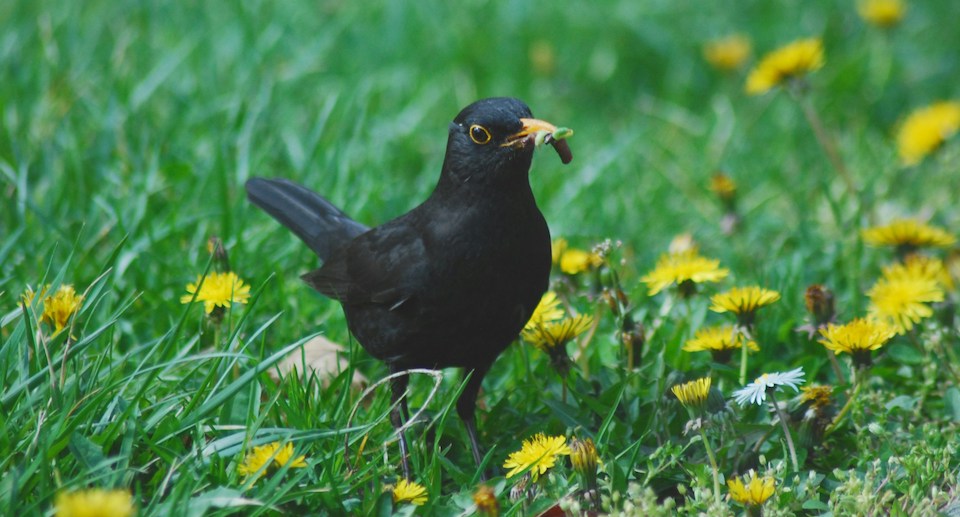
[469,124,492,145]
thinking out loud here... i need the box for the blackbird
[245,97,572,478]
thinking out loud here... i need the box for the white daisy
[733,367,805,406]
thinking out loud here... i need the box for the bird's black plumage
[246,97,571,477]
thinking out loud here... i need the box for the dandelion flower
[858,0,906,27]
[568,437,599,482]
[867,262,944,334]
[818,318,895,367]
[671,377,712,409]
[745,38,824,95]
[896,101,960,165]
[55,488,135,517]
[710,286,780,325]
[523,291,564,332]
[709,172,737,201]
[552,238,602,275]
[503,433,571,481]
[391,479,428,506]
[522,314,593,352]
[181,271,251,314]
[733,367,805,406]
[703,34,751,71]
[862,219,956,252]
[237,442,306,482]
[727,470,775,507]
[39,284,85,334]
[901,254,953,290]
[641,251,729,296]
[683,325,759,363]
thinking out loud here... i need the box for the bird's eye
[469,124,492,145]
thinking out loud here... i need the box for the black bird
[246,97,572,478]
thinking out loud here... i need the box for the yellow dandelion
[640,251,729,296]
[727,470,776,506]
[552,238,602,275]
[896,101,960,165]
[799,385,833,409]
[709,172,737,200]
[55,488,135,517]
[503,433,571,481]
[818,318,895,363]
[703,34,752,71]
[33,284,84,335]
[237,442,306,482]
[710,286,780,325]
[391,479,428,506]
[862,219,956,250]
[180,271,251,314]
[523,291,564,333]
[568,437,599,480]
[858,0,906,28]
[746,38,824,95]
[867,262,944,334]
[901,254,954,291]
[671,377,712,409]
[683,325,759,354]
[522,314,594,352]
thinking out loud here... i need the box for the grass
[2,0,959,514]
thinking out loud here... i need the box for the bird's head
[440,97,572,187]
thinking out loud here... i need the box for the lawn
[2,0,959,515]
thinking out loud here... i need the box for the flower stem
[826,371,863,435]
[769,391,799,471]
[698,426,722,506]
[737,325,751,385]
[794,91,857,198]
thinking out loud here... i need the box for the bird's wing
[301,219,428,309]
[245,177,369,261]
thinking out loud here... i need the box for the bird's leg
[390,369,412,480]
[457,362,492,477]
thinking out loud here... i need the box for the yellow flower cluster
[683,325,759,354]
[671,377,712,409]
[641,250,730,296]
[181,271,251,314]
[862,218,956,250]
[503,433,571,481]
[23,284,85,335]
[896,101,960,165]
[237,442,307,482]
[746,38,824,95]
[867,260,945,334]
[858,0,906,28]
[727,470,775,506]
[55,488,135,517]
[818,318,895,355]
[391,479,428,506]
[552,238,603,275]
[703,35,751,71]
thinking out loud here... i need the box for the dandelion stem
[769,391,799,471]
[826,351,846,385]
[698,426,723,506]
[737,325,751,385]
[826,372,863,435]
[794,91,857,198]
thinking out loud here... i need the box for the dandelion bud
[569,437,599,493]
[804,284,835,326]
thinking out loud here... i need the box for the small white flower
[733,367,805,406]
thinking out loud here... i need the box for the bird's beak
[502,118,574,164]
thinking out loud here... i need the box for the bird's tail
[245,177,368,261]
